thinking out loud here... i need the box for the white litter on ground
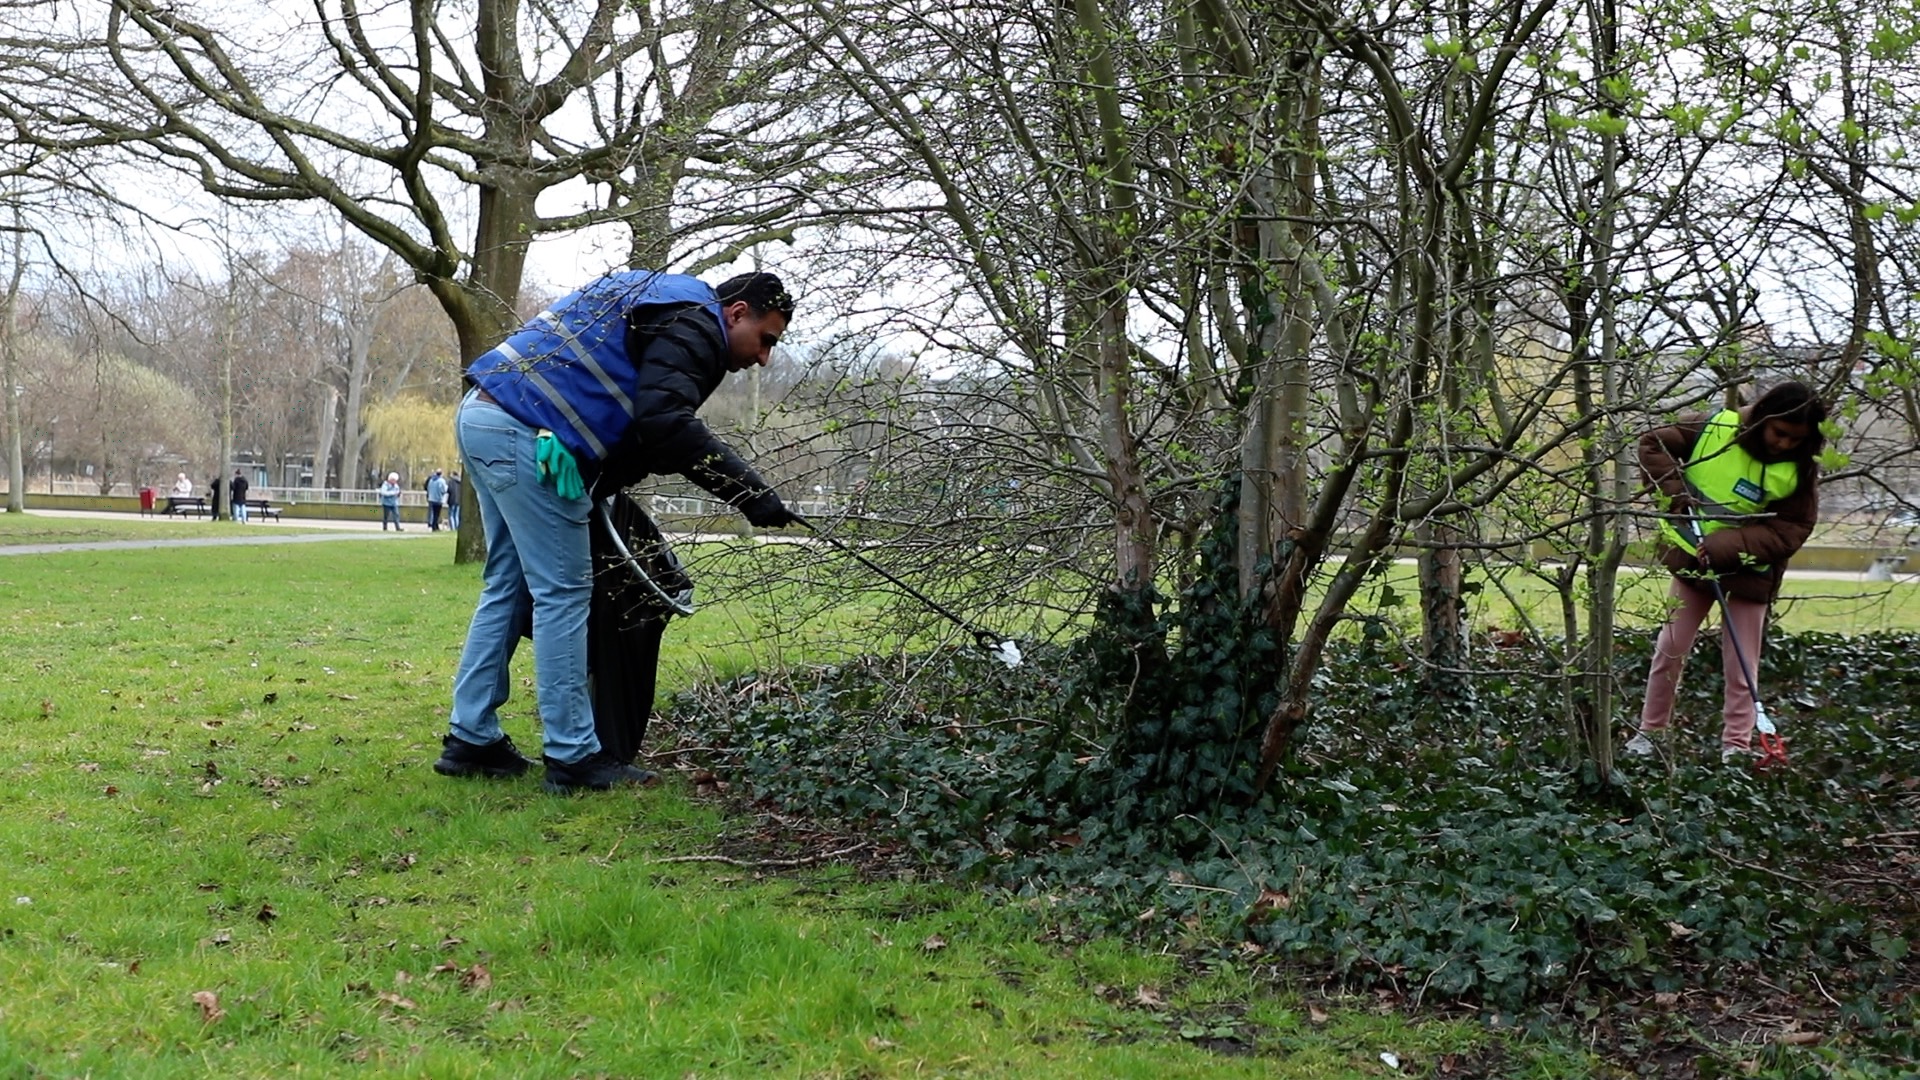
[992,640,1023,669]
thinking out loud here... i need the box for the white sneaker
[1624,733,1658,757]
[1720,745,1757,764]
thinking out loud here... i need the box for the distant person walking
[447,471,462,531]
[230,470,250,522]
[436,269,797,794]
[425,469,448,532]
[378,472,403,531]
[1629,380,1827,763]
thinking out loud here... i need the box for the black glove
[741,490,799,528]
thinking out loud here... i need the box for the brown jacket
[1638,413,1819,603]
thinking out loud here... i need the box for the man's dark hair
[712,272,796,318]
[1744,379,1828,468]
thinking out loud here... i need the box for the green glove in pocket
[535,430,586,500]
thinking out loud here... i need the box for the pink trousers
[1639,577,1767,751]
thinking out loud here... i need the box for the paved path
[0,508,449,557]
[3,508,1916,583]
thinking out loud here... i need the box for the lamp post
[46,415,55,495]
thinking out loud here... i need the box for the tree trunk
[3,212,24,513]
[313,383,339,489]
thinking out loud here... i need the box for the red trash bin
[138,487,156,516]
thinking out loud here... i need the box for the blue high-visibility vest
[466,270,723,462]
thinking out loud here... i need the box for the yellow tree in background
[361,397,457,488]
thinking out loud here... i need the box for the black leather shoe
[542,752,661,794]
[433,734,534,778]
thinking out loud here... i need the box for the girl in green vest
[1629,380,1827,763]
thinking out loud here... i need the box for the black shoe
[542,752,661,794]
[433,734,534,778]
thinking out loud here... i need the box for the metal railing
[4,478,842,518]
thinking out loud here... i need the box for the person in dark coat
[436,270,798,794]
[230,470,250,522]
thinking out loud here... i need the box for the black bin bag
[588,492,693,764]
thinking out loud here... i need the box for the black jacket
[592,304,773,511]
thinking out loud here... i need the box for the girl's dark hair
[712,272,796,318]
[1746,379,1828,470]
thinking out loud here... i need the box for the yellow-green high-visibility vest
[1656,409,1800,573]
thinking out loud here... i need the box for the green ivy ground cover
[0,524,1598,1078]
[671,632,1920,1078]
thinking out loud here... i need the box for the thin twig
[1707,846,1811,885]
[651,842,872,869]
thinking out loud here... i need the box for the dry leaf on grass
[190,990,224,1023]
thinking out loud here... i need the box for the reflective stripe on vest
[1656,409,1799,568]
[465,270,722,462]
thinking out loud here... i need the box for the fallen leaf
[205,929,233,947]
[374,991,415,1010]
[76,762,99,772]
[191,990,225,1023]
[461,964,492,992]
[1252,888,1292,914]
[256,904,277,924]
[920,935,948,953]
[1133,985,1166,1009]
[1665,921,1696,939]
[1654,992,1679,1007]
[1308,1004,1330,1025]
[866,1036,897,1051]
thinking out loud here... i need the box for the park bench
[243,499,282,522]
[162,496,208,518]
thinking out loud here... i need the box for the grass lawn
[0,518,1595,1078]
[1343,560,1920,638]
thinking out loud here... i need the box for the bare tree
[6,0,864,558]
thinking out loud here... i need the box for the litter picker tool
[795,516,1023,669]
[1687,509,1789,770]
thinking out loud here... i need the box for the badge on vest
[1732,477,1764,503]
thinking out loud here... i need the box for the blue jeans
[448,391,598,763]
